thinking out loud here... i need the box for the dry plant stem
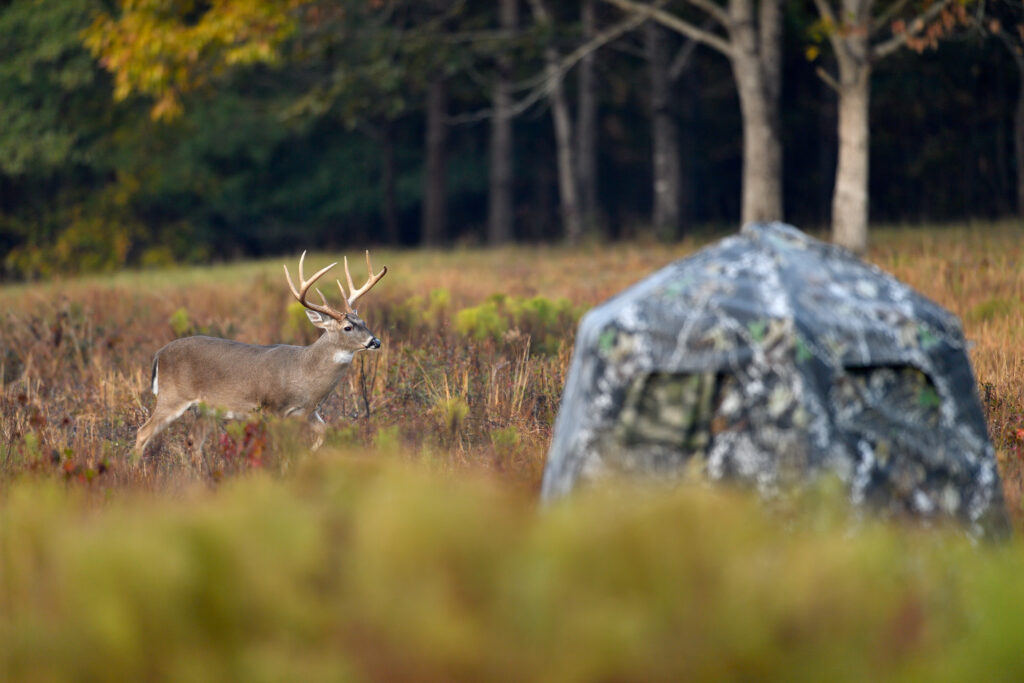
[0,229,1020,515]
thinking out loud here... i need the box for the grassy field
[1,223,1023,680]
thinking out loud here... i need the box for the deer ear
[305,309,332,329]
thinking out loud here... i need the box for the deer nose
[366,337,381,349]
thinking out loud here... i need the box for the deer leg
[133,398,196,461]
[309,411,327,451]
[186,411,214,470]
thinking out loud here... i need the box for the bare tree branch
[447,1,662,124]
[872,0,955,60]
[810,0,857,76]
[685,0,731,28]
[512,0,668,93]
[815,65,840,92]
[525,0,552,23]
[872,0,913,33]
[811,0,840,50]
[525,0,582,242]
[811,0,839,27]
[989,18,1024,71]
[601,0,734,58]
[668,17,716,80]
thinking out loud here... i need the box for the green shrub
[169,306,235,340]
[427,288,451,318]
[454,294,580,353]
[52,215,135,274]
[140,246,177,269]
[3,458,1024,682]
[510,295,579,354]
[968,297,1016,323]
[389,295,427,334]
[282,301,314,344]
[373,425,400,452]
[454,301,508,342]
[489,426,523,469]
[489,426,521,451]
[387,288,451,335]
[328,425,360,449]
[169,307,192,338]
[432,397,470,439]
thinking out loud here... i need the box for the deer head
[283,250,388,356]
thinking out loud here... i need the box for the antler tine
[283,250,347,321]
[336,278,349,310]
[341,249,388,310]
[343,255,357,303]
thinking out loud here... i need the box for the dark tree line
[0,0,1021,279]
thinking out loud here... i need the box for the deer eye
[343,325,353,332]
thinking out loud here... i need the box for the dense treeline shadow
[0,1,1019,280]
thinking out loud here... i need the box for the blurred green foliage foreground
[3,454,1024,683]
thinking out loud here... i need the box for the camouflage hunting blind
[542,223,1009,537]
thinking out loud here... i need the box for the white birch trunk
[529,0,582,244]
[551,72,583,244]
[828,0,872,254]
[729,0,783,224]
[831,67,871,254]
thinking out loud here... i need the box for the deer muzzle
[366,337,381,350]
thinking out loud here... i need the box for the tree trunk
[646,20,682,239]
[758,0,782,113]
[729,0,783,224]
[827,0,872,254]
[602,0,782,226]
[528,0,582,244]
[1015,58,1024,218]
[730,57,783,224]
[831,67,871,254]
[380,123,399,244]
[677,67,696,226]
[551,72,583,244]
[577,0,599,233]
[422,76,448,247]
[488,0,517,245]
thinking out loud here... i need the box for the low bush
[0,228,1022,680]
[454,294,580,354]
[2,457,1024,681]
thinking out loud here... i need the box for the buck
[134,250,387,458]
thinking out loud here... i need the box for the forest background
[4,5,1024,675]
[1,0,1022,281]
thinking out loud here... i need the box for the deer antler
[337,250,388,312]
[283,251,348,321]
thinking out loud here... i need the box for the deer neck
[305,333,357,373]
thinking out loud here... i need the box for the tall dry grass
[870,225,1024,513]
[0,225,1021,507]
[2,224,1024,680]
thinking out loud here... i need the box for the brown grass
[1,225,1022,519]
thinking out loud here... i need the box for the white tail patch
[152,363,159,395]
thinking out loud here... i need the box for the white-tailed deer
[134,250,387,458]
